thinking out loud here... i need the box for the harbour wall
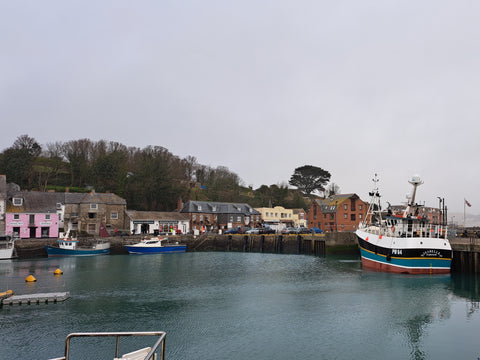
[450,238,480,273]
[14,232,358,259]
[14,234,480,273]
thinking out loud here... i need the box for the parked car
[224,227,240,234]
[259,227,276,234]
[246,228,260,234]
[310,227,323,234]
[294,227,310,234]
[281,227,295,234]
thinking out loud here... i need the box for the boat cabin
[384,216,447,239]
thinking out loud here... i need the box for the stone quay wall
[14,232,359,259]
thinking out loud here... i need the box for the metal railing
[49,331,166,360]
[359,222,448,239]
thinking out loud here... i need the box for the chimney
[177,198,183,211]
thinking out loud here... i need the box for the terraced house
[308,194,368,232]
[63,191,127,236]
[6,191,63,238]
[180,200,261,234]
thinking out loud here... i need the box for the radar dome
[409,174,423,185]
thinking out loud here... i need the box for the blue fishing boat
[46,238,110,257]
[126,237,186,254]
[355,174,452,274]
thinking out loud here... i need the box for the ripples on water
[1,253,480,359]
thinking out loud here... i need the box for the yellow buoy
[25,275,37,282]
[54,268,63,275]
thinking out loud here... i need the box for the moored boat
[355,174,452,274]
[0,235,16,260]
[46,238,110,257]
[126,237,186,254]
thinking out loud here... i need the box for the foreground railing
[49,331,166,360]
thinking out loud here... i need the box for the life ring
[391,226,395,233]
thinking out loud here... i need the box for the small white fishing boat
[126,237,186,254]
[0,235,16,260]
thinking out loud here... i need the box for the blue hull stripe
[125,246,186,254]
[46,246,110,257]
[359,247,451,269]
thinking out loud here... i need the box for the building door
[41,227,50,238]
[30,227,37,238]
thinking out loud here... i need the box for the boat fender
[391,226,395,233]
[25,275,37,282]
[54,268,63,275]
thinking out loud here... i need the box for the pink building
[6,212,59,238]
[6,191,64,239]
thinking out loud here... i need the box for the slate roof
[7,191,65,213]
[7,190,127,213]
[126,210,189,221]
[180,201,260,215]
[65,191,126,205]
[312,194,360,213]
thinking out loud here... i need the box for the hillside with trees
[0,135,313,211]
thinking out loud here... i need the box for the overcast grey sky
[1,1,479,215]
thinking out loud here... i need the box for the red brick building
[308,194,368,232]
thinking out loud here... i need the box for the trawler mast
[403,175,423,217]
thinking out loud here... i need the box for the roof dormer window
[197,205,202,211]
[13,198,23,206]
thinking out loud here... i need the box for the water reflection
[3,254,480,359]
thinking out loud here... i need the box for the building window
[344,213,347,219]
[88,213,97,219]
[344,204,348,210]
[359,214,363,219]
[237,216,241,222]
[359,205,363,210]
[90,203,98,210]
[14,214,20,220]
[45,214,51,220]
[200,215,203,221]
[88,224,96,234]
[13,198,23,206]
[192,214,196,221]
[351,214,356,221]
[111,212,118,220]
[230,216,233,222]
[71,212,79,218]
[198,205,202,211]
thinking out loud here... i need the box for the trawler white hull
[356,229,452,274]
[356,174,452,274]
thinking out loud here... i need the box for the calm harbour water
[1,252,480,360]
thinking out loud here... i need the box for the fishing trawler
[355,174,452,274]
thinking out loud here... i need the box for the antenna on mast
[404,174,423,217]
